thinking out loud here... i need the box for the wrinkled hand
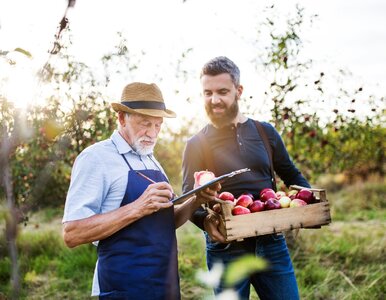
[196,182,221,205]
[203,211,227,243]
[135,182,173,216]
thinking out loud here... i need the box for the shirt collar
[208,118,251,132]
[110,130,154,157]
[111,130,136,155]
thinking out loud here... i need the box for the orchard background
[1,3,385,300]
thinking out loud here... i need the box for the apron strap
[122,153,163,174]
[147,155,163,172]
[121,154,134,170]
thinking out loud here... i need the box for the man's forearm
[62,202,143,248]
[174,196,202,228]
[189,206,208,230]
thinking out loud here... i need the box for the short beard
[205,97,239,128]
[132,137,156,156]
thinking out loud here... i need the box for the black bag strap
[197,131,216,174]
[254,120,277,191]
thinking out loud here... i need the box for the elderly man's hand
[196,182,221,205]
[203,211,227,243]
[135,182,173,216]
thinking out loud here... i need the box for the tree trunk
[1,133,20,299]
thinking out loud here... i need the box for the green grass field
[1,178,385,299]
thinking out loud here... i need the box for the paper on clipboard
[172,168,251,205]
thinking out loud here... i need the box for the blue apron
[97,155,180,300]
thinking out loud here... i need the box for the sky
[1,0,385,125]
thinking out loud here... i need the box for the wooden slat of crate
[220,202,331,242]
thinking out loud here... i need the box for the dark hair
[200,56,240,86]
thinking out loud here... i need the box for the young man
[182,57,310,300]
[63,82,219,299]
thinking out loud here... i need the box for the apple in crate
[235,194,253,208]
[260,189,277,202]
[287,190,298,200]
[278,196,291,208]
[249,200,265,212]
[295,189,316,204]
[264,198,281,210]
[218,191,235,202]
[241,192,254,200]
[194,170,215,187]
[259,188,274,197]
[275,191,287,199]
[290,198,307,207]
[232,205,251,215]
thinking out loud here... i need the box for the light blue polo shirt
[63,130,167,223]
[62,130,168,296]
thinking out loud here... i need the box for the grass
[330,177,386,221]
[176,223,211,300]
[294,223,385,299]
[0,178,385,299]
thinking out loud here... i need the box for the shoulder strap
[197,131,216,174]
[254,120,277,191]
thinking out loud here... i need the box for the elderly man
[63,82,218,299]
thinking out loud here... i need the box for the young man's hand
[203,211,227,243]
[196,182,221,205]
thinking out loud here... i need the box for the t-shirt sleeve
[266,123,310,188]
[62,150,106,222]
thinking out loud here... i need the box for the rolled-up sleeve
[62,150,106,222]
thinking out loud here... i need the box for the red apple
[241,192,254,200]
[194,170,215,187]
[295,189,316,204]
[290,198,307,207]
[249,200,265,212]
[287,190,298,200]
[259,188,275,198]
[232,205,251,215]
[218,191,235,202]
[260,190,277,202]
[235,194,254,208]
[278,196,291,208]
[264,198,281,210]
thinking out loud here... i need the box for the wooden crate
[217,185,332,242]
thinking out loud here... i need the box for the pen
[135,171,157,184]
[135,171,177,199]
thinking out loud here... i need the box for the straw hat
[111,82,176,118]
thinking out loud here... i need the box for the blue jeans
[205,233,299,300]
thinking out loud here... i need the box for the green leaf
[14,47,32,58]
[223,254,268,287]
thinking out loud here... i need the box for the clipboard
[172,168,251,205]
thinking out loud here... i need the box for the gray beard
[132,139,155,156]
[134,147,154,156]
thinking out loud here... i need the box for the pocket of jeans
[206,242,232,252]
[271,232,285,241]
[205,232,232,252]
[256,233,286,251]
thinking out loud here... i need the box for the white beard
[132,137,156,155]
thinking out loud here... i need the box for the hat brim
[111,103,176,118]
